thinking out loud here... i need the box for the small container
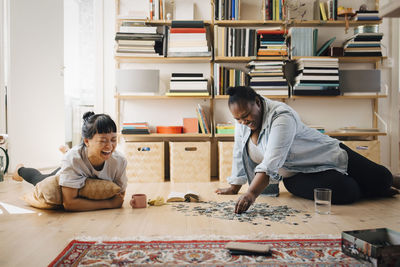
[156,126,183,134]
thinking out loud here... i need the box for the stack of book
[257,29,287,56]
[121,122,150,134]
[216,123,235,134]
[115,22,164,57]
[214,0,240,20]
[168,21,211,57]
[215,27,257,57]
[247,60,288,96]
[292,57,339,96]
[343,32,383,57]
[213,65,248,95]
[167,73,209,96]
[353,10,380,21]
[196,104,210,134]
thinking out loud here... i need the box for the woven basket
[342,140,380,164]
[218,141,234,183]
[124,142,164,182]
[170,141,210,182]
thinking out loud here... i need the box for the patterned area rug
[49,238,364,266]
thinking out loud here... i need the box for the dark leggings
[283,143,393,204]
[18,167,61,186]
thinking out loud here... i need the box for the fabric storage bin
[342,140,380,164]
[170,141,210,182]
[218,141,234,183]
[124,142,164,182]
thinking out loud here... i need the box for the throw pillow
[23,175,121,209]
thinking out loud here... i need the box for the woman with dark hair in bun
[216,86,399,214]
[13,112,127,211]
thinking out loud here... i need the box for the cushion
[23,175,121,209]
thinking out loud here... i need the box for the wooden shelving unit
[115,0,386,141]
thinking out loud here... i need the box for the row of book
[215,27,257,57]
[167,73,209,96]
[213,65,248,95]
[214,0,240,20]
[248,60,288,96]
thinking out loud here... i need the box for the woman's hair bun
[82,111,95,121]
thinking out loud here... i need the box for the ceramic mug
[130,194,147,208]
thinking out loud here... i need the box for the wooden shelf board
[115,56,212,63]
[291,94,387,99]
[215,56,284,62]
[215,134,234,138]
[324,131,387,137]
[115,95,212,100]
[214,95,288,100]
[214,20,381,27]
[121,133,212,139]
[293,56,386,63]
[116,18,212,25]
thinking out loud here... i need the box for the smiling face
[84,132,117,167]
[229,98,263,131]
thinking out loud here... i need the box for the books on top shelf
[289,27,316,57]
[167,20,211,57]
[121,122,150,134]
[343,32,383,57]
[167,73,209,96]
[353,10,380,21]
[257,29,287,56]
[213,65,248,95]
[247,60,288,97]
[115,22,164,57]
[215,27,257,57]
[292,57,339,96]
[214,0,240,20]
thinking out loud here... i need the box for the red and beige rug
[49,238,363,266]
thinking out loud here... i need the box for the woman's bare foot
[12,164,24,182]
[393,174,400,190]
[59,145,69,154]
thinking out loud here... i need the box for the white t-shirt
[58,145,127,192]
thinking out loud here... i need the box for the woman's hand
[235,192,256,214]
[109,192,124,208]
[215,184,242,195]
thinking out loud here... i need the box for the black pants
[283,143,393,204]
[18,167,60,186]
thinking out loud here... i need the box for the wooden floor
[0,175,399,266]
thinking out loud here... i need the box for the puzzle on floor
[171,200,312,226]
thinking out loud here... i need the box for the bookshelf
[115,0,387,177]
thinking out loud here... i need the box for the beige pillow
[78,178,121,200]
[23,175,121,209]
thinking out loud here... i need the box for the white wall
[0,0,6,134]
[7,0,64,170]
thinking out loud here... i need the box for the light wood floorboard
[0,176,399,266]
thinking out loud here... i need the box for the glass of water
[314,188,332,215]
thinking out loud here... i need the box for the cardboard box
[341,228,400,266]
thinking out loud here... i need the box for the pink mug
[130,194,147,208]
